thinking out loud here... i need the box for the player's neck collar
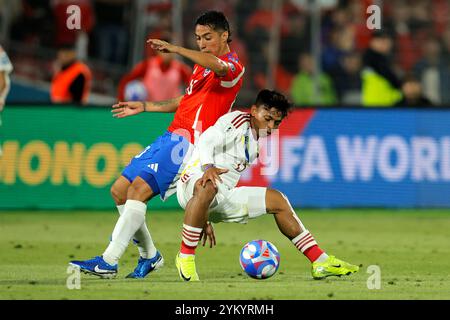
[218,47,232,58]
[249,117,259,140]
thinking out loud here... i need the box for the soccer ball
[239,240,280,279]
[124,80,148,101]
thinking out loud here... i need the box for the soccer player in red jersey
[70,11,245,278]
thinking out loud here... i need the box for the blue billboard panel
[240,109,450,208]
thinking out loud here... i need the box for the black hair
[195,11,231,43]
[255,89,293,118]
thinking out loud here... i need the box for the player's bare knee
[127,178,153,202]
[266,189,291,214]
[110,183,126,204]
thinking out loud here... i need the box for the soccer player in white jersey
[175,89,359,281]
[0,45,13,157]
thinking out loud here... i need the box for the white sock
[117,205,157,259]
[133,222,157,259]
[315,252,329,263]
[103,200,146,265]
[116,205,125,215]
[291,230,317,253]
[291,230,329,263]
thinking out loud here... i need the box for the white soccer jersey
[181,111,259,190]
[176,111,268,223]
[0,45,13,104]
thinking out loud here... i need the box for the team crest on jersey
[203,68,211,77]
[227,54,238,63]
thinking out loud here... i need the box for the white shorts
[176,172,267,224]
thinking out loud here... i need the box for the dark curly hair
[255,89,293,118]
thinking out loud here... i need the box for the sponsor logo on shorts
[149,163,159,172]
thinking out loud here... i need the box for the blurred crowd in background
[0,0,449,107]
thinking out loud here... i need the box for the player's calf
[266,189,302,238]
[181,180,216,247]
[265,188,359,279]
[266,189,327,262]
[183,180,217,227]
[109,176,158,263]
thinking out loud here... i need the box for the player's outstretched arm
[147,39,229,76]
[112,96,183,118]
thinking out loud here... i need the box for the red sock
[180,242,196,255]
[180,224,202,255]
[292,230,325,263]
[303,245,324,263]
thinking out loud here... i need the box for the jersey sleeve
[216,56,245,87]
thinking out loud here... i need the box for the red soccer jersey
[167,51,245,144]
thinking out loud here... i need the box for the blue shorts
[122,131,192,199]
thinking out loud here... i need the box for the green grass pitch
[1,209,449,300]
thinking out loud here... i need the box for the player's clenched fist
[147,39,179,54]
[111,101,146,118]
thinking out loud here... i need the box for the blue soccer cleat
[126,251,164,279]
[69,256,118,279]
